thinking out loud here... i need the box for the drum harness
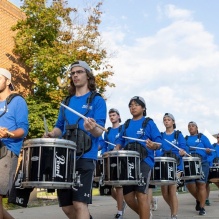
[0,94,23,159]
[123,117,152,160]
[62,91,101,158]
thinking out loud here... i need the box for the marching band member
[206,133,219,205]
[115,96,162,219]
[43,61,106,219]
[101,108,126,219]
[0,68,29,219]
[156,113,187,219]
[185,121,214,216]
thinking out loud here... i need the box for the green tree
[12,0,115,138]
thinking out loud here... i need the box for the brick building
[0,0,31,95]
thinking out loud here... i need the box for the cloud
[164,4,194,20]
[102,4,219,136]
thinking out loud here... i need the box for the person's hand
[206,148,211,154]
[179,149,186,156]
[43,131,55,138]
[146,139,160,150]
[0,127,8,138]
[84,117,97,132]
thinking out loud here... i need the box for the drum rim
[154,157,177,162]
[182,156,201,161]
[102,150,140,158]
[23,138,76,147]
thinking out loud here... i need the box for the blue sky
[9,0,219,140]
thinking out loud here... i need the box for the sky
[9,0,219,138]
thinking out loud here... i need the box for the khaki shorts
[0,150,18,195]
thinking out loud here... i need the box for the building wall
[0,0,31,95]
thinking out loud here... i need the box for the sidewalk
[8,190,219,219]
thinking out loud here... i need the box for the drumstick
[6,130,15,136]
[43,115,49,135]
[60,103,108,132]
[122,136,162,145]
[105,141,116,147]
[190,146,216,152]
[164,139,192,157]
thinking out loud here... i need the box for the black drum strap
[124,142,148,160]
[64,124,92,156]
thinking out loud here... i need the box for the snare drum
[181,157,202,180]
[150,157,177,185]
[102,150,140,186]
[21,138,77,189]
[208,165,219,183]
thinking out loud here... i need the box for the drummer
[185,121,214,216]
[101,108,126,219]
[43,60,107,219]
[206,133,219,205]
[156,113,187,219]
[115,96,162,219]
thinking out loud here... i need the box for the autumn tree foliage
[12,0,115,138]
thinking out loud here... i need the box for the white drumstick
[60,102,108,132]
[43,115,49,135]
[105,141,116,147]
[122,136,161,145]
[164,139,192,157]
[190,146,216,152]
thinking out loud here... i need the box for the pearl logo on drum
[128,162,135,179]
[168,165,174,179]
[55,152,65,179]
[195,162,200,174]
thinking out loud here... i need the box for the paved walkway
[8,190,219,219]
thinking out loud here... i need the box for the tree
[12,0,115,138]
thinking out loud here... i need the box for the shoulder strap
[0,93,24,118]
[213,143,217,147]
[198,133,203,140]
[86,91,101,105]
[124,119,131,129]
[118,125,122,132]
[104,127,111,142]
[62,95,72,106]
[6,93,24,104]
[124,117,152,130]
[142,117,152,129]
[63,91,101,106]
[185,135,188,140]
[174,130,181,140]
